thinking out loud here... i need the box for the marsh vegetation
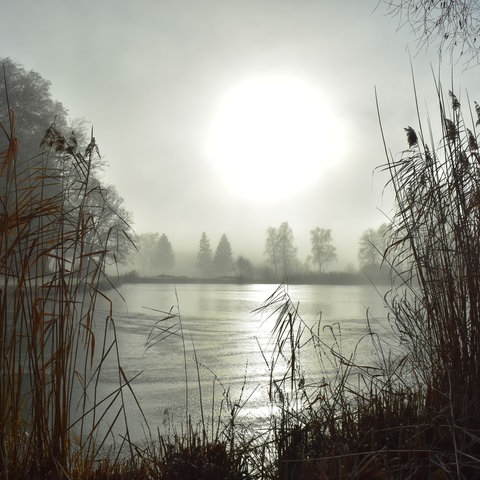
[2,74,480,479]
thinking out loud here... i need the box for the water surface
[89,283,395,443]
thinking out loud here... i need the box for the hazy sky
[2,1,479,268]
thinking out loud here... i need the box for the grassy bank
[2,84,480,479]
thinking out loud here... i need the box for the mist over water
[88,283,395,444]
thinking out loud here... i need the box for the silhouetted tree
[277,222,297,277]
[197,232,213,277]
[310,227,337,272]
[87,180,133,266]
[136,233,160,276]
[264,226,279,276]
[0,59,134,267]
[0,59,68,276]
[40,125,134,266]
[158,233,175,274]
[213,233,233,276]
[265,222,297,278]
[0,58,69,161]
[233,255,254,280]
[358,223,389,270]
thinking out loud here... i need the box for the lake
[87,282,397,445]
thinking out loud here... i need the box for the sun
[205,73,344,203]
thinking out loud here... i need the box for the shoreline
[110,270,390,287]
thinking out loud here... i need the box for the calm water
[88,283,396,444]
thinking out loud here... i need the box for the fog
[3,0,480,271]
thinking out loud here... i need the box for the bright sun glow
[205,74,344,203]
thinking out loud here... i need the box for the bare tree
[264,223,298,278]
[310,227,337,273]
[277,222,298,277]
[0,58,69,160]
[233,255,254,280]
[264,226,280,276]
[381,0,480,64]
[40,126,135,267]
[358,223,389,269]
[136,233,160,276]
[1,59,134,266]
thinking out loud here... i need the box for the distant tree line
[131,222,394,282]
[135,233,175,276]
[196,232,236,277]
[1,58,395,284]
[263,222,338,279]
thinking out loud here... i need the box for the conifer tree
[213,233,233,276]
[197,232,213,277]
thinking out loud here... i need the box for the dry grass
[0,96,141,478]
[0,75,250,479]
[3,66,480,479]
[235,80,480,479]
[377,81,480,477]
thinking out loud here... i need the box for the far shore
[111,270,390,287]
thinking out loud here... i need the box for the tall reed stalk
[380,83,480,410]
[253,81,480,477]
[376,77,480,476]
[0,98,134,478]
[242,79,480,478]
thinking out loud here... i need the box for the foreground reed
[3,72,480,479]
[0,103,141,478]
[378,83,480,477]
[218,82,480,479]
[246,82,480,478]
